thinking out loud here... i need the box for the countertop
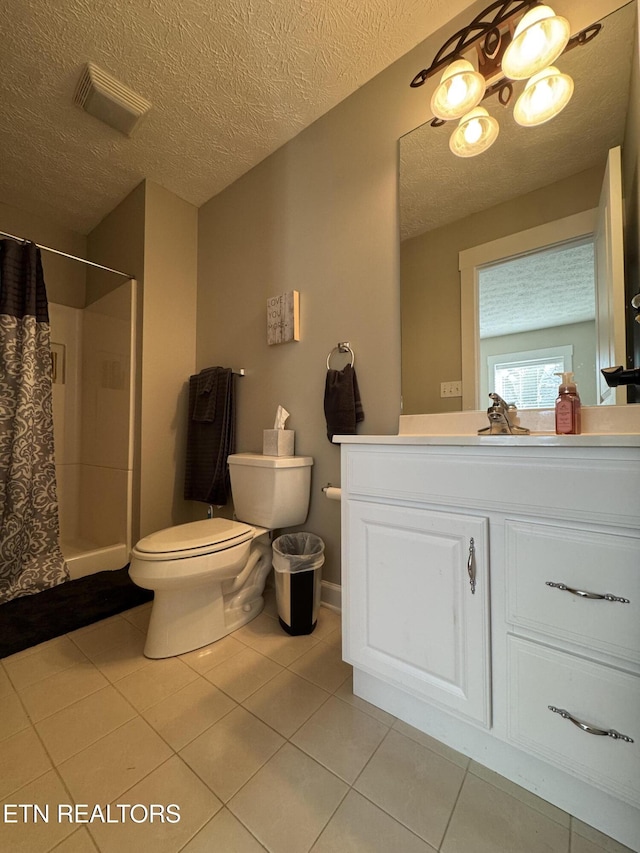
[334,433,640,447]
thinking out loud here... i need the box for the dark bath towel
[324,364,364,442]
[184,367,235,505]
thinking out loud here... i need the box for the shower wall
[50,279,136,579]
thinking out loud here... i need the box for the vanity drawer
[507,636,640,807]
[505,520,640,663]
[344,446,640,527]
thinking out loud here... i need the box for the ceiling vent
[74,63,151,136]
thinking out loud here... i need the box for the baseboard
[321,580,341,612]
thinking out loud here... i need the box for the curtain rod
[0,230,133,279]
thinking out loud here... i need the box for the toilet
[129,453,313,658]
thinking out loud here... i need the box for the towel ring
[327,342,355,370]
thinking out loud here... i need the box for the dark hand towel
[324,364,364,442]
[192,367,219,422]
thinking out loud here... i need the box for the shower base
[61,541,129,580]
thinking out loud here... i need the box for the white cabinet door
[344,500,491,726]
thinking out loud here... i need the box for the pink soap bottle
[555,372,581,435]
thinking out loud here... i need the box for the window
[488,345,573,409]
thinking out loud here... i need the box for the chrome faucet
[477,393,530,435]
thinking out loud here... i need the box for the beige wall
[0,201,87,307]
[401,166,605,415]
[88,180,198,542]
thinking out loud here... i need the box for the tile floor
[1,589,635,853]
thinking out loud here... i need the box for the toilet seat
[132,518,253,561]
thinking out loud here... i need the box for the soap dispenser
[555,372,581,435]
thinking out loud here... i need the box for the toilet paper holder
[322,483,342,501]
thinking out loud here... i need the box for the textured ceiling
[478,240,595,338]
[0,0,473,234]
[400,1,636,241]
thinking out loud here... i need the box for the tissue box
[263,429,295,456]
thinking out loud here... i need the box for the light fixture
[410,2,600,158]
[430,59,486,121]
[502,5,570,80]
[513,65,574,126]
[449,107,500,157]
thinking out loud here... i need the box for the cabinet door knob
[548,706,634,743]
[467,537,476,594]
[545,582,630,604]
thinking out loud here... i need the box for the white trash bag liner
[272,533,325,574]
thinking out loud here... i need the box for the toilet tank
[228,453,313,528]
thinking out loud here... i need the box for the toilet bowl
[129,453,313,658]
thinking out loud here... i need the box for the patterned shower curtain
[0,239,68,603]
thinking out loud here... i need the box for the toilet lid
[134,518,253,556]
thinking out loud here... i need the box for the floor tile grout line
[36,694,141,766]
[222,738,350,853]
[49,826,100,853]
[145,686,239,754]
[466,761,572,833]
[105,657,203,715]
[303,775,351,853]
[344,725,472,852]
[66,624,148,663]
[173,807,268,853]
[82,752,215,853]
[2,646,95,693]
[436,765,469,852]
[1,636,65,665]
[178,642,247,676]
[1,688,85,839]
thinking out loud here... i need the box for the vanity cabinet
[345,500,490,725]
[339,439,640,851]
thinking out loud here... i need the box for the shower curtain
[0,239,68,604]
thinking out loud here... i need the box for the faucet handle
[488,392,516,411]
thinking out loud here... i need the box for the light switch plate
[441,380,462,398]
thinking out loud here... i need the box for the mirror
[399,1,637,415]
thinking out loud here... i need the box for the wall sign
[267,290,300,345]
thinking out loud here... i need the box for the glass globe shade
[430,59,486,121]
[502,5,570,80]
[449,107,499,157]
[513,66,574,126]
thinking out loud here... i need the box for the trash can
[272,533,325,635]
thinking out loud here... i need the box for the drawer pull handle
[467,538,476,594]
[548,706,634,742]
[545,582,630,604]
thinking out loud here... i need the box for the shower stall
[49,279,136,579]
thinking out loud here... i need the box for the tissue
[263,406,295,456]
[274,406,290,430]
